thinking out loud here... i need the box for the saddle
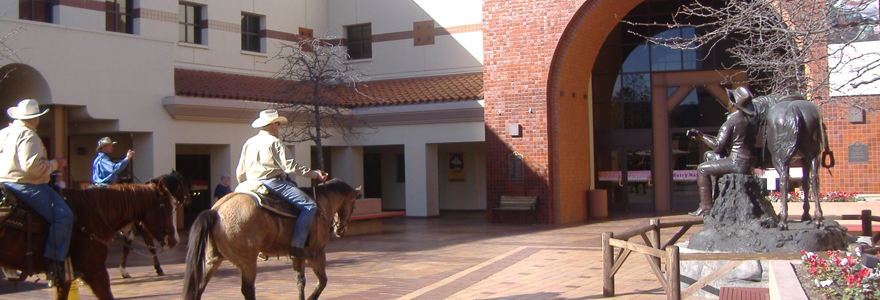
[235,181,302,218]
[0,185,50,282]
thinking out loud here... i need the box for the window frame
[179,2,203,44]
[19,0,53,23]
[241,13,262,53]
[346,23,372,60]
[105,0,134,34]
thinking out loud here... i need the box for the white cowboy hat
[7,99,49,120]
[96,137,117,152]
[251,109,289,128]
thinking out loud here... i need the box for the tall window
[241,13,262,52]
[19,0,53,23]
[179,3,202,44]
[106,0,134,34]
[346,24,372,60]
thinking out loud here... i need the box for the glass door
[596,146,654,212]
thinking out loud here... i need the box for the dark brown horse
[753,94,834,230]
[181,178,360,300]
[0,180,180,300]
[118,170,192,278]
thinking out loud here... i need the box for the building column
[292,143,314,187]
[133,132,159,179]
[405,142,439,217]
[331,146,364,192]
[51,106,67,160]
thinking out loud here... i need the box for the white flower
[816,279,834,287]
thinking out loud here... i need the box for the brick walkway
[0,211,699,299]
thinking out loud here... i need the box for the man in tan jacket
[0,99,72,281]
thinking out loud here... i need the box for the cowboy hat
[729,86,755,115]
[7,99,49,120]
[96,137,117,152]
[251,109,289,128]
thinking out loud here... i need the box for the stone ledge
[768,260,808,300]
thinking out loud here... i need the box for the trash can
[588,189,608,218]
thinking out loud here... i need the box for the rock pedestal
[681,174,850,299]
[688,173,848,252]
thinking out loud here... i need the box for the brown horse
[0,180,180,300]
[118,170,192,278]
[181,178,360,300]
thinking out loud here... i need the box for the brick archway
[545,0,645,222]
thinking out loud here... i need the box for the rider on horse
[90,136,134,188]
[236,109,328,259]
[0,99,74,281]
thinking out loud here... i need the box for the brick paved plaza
[0,211,698,299]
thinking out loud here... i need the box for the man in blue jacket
[91,137,134,187]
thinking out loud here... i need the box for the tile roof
[174,69,483,107]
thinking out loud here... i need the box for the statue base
[687,174,849,252]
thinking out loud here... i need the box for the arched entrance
[548,0,743,215]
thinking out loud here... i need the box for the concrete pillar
[330,146,364,193]
[51,106,67,160]
[405,142,439,217]
[134,132,159,179]
[292,143,314,187]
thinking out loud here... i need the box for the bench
[492,195,538,224]
[345,198,405,235]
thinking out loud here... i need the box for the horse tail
[182,210,218,300]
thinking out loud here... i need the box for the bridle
[137,184,182,249]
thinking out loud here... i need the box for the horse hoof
[121,271,131,279]
[779,224,789,231]
[156,269,165,276]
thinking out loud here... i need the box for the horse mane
[64,184,163,228]
[149,172,181,195]
[315,178,355,197]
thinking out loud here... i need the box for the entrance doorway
[176,154,210,224]
[594,129,654,211]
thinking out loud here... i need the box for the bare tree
[626,0,880,112]
[268,37,377,170]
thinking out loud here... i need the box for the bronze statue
[687,87,758,216]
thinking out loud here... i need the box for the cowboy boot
[45,258,82,282]
[688,187,714,217]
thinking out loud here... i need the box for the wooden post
[650,218,662,268]
[666,245,681,300]
[862,210,872,237]
[602,231,614,297]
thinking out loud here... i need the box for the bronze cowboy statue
[687,87,759,217]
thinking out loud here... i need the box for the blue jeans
[3,182,73,261]
[260,178,316,248]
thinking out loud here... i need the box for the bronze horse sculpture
[117,170,192,278]
[0,179,180,300]
[750,92,834,230]
[181,178,360,300]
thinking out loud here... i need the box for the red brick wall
[484,0,643,224]
[820,96,880,194]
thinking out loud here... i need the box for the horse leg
[800,158,812,222]
[54,279,72,300]
[293,258,307,300]
[78,255,115,300]
[777,164,790,230]
[238,259,258,300]
[808,156,823,227]
[119,229,134,279]
[138,224,165,276]
[306,252,328,300]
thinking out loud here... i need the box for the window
[19,0,53,23]
[106,0,134,34]
[179,3,202,44]
[241,13,262,52]
[346,24,372,59]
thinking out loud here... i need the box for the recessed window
[106,0,134,34]
[179,3,203,44]
[346,23,372,60]
[19,0,53,23]
[241,13,262,52]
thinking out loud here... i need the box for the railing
[601,217,802,300]
[834,209,880,253]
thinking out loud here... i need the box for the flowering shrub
[801,250,880,300]
[767,191,865,203]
